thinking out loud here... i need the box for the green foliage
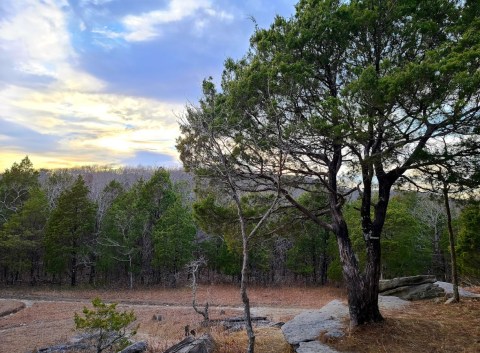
[200,236,241,278]
[0,188,49,278]
[44,176,96,285]
[153,197,196,275]
[457,201,480,279]
[344,193,432,278]
[0,156,39,227]
[99,169,196,286]
[74,297,137,353]
[98,182,142,278]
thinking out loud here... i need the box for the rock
[282,300,348,346]
[220,316,272,331]
[379,275,436,292]
[444,297,456,305]
[380,282,444,300]
[434,281,480,298]
[296,341,340,353]
[35,343,90,352]
[163,334,215,353]
[378,295,410,309]
[118,341,147,353]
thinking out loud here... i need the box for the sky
[0,0,297,171]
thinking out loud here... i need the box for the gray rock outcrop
[118,341,147,353]
[282,300,348,353]
[296,341,341,353]
[163,334,215,353]
[379,275,444,300]
[434,281,480,298]
[379,275,436,292]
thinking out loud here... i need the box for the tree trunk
[71,252,77,287]
[443,186,460,302]
[335,220,383,326]
[241,237,255,353]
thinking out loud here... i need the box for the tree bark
[241,237,255,353]
[335,219,383,326]
[71,251,77,287]
[443,186,460,302]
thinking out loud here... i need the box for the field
[0,285,479,353]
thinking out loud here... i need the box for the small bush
[74,297,138,353]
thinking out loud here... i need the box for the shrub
[74,297,138,353]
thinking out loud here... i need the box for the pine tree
[44,176,96,286]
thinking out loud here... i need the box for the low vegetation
[74,297,137,353]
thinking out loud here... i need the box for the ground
[0,285,343,353]
[0,285,479,353]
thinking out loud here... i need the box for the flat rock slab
[296,341,341,353]
[378,295,410,310]
[282,300,348,346]
[435,281,480,298]
[379,275,436,292]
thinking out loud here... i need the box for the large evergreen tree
[178,0,480,325]
[44,176,96,286]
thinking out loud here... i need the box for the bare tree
[186,258,209,322]
[178,81,285,353]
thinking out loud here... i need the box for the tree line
[0,156,478,287]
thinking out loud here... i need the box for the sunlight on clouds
[0,84,184,169]
[0,0,72,79]
[0,0,185,170]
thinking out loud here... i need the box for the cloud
[0,83,184,169]
[0,0,104,92]
[0,0,184,170]
[0,118,60,153]
[120,0,233,42]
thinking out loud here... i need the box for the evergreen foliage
[44,175,96,286]
[74,297,137,353]
[457,201,480,279]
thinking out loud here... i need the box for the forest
[0,156,478,288]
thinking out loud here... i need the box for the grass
[0,300,25,317]
[331,298,480,353]
[0,284,343,353]
[1,285,479,353]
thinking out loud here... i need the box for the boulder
[379,275,436,292]
[282,300,348,346]
[434,281,480,298]
[118,341,147,353]
[296,341,341,353]
[380,282,444,300]
[163,334,215,353]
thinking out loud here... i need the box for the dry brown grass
[3,285,479,353]
[0,284,343,353]
[211,327,293,353]
[0,299,25,317]
[332,298,480,353]
[0,284,345,308]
